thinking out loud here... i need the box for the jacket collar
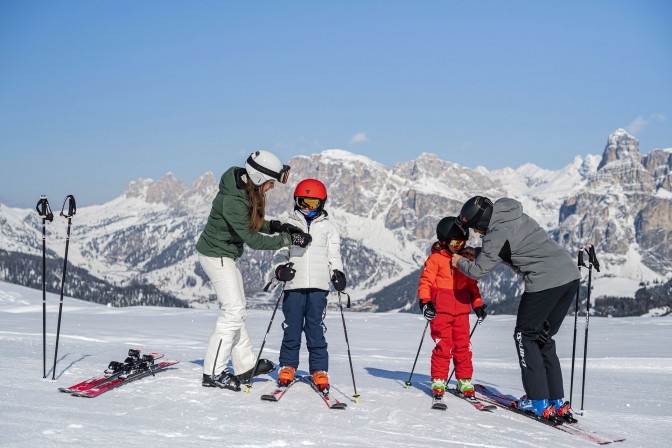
[431,241,452,258]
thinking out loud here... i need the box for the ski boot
[457,378,475,397]
[550,399,576,422]
[516,397,556,419]
[431,378,447,398]
[236,358,276,383]
[202,369,241,391]
[312,370,330,395]
[277,366,296,387]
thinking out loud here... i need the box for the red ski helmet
[294,179,327,211]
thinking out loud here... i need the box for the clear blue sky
[1,0,671,207]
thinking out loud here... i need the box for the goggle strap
[246,155,290,183]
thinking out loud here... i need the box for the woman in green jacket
[198,150,312,391]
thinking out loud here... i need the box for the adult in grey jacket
[451,196,580,419]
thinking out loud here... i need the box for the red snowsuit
[418,242,484,381]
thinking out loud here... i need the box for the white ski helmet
[244,150,290,186]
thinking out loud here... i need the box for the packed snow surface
[1,282,670,447]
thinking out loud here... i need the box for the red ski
[59,352,164,394]
[261,378,300,402]
[300,376,347,410]
[70,360,179,398]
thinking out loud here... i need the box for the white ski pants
[199,254,255,376]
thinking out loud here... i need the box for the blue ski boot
[517,397,555,419]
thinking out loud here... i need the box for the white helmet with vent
[245,150,290,186]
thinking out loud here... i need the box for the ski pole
[245,279,286,393]
[52,195,76,380]
[405,320,429,388]
[448,317,481,384]
[580,244,600,411]
[338,291,360,403]
[569,247,586,406]
[36,195,54,378]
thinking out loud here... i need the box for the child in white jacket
[272,178,346,395]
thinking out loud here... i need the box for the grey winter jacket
[456,198,580,293]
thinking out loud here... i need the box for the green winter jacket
[196,167,291,259]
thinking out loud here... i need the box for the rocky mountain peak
[643,149,672,190]
[598,128,642,170]
[124,172,188,206]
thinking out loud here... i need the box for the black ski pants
[514,279,579,400]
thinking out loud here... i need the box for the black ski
[474,384,625,445]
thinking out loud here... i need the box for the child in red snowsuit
[418,216,487,398]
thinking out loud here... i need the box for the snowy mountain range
[1,129,671,314]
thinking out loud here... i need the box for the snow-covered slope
[2,281,670,447]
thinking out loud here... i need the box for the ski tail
[260,378,300,402]
[299,376,347,409]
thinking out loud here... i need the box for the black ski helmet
[436,216,469,243]
[458,196,494,231]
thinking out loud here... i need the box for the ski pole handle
[577,247,587,268]
[60,195,77,218]
[587,244,600,272]
[36,195,54,221]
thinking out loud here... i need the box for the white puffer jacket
[273,209,344,291]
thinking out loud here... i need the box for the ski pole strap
[60,195,77,218]
[588,244,600,272]
[263,280,275,292]
[338,291,351,309]
[36,196,54,222]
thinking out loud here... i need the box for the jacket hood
[219,167,247,199]
[490,197,523,227]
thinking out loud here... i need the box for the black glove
[474,304,487,321]
[537,320,551,347]
[291,232,312,248]
[421,301,436,321]
[270,220,304,235]
[281,223,304,234]
[275,263,296,282]
[269,220,283,234]
[331,269,346,292]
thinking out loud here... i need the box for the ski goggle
[295,197,322,211]
[276,166,290,184]
[449,240,467,249]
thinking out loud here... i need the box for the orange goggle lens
[449,240,467,249]
[296,197,322,211]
